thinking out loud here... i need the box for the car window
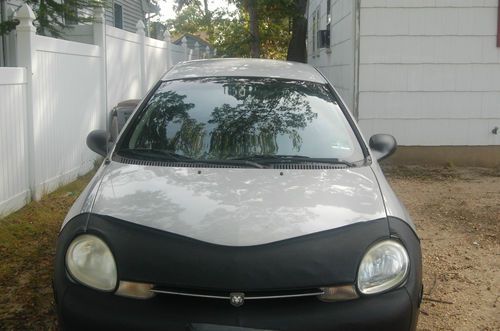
[117,77,365,163]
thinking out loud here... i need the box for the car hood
[91,161,386,246]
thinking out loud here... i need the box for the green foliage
[167,3,209,36]
[168,0,300,60]
[0,19,17,35]
[0,0,107,37]
[210,9,251,57]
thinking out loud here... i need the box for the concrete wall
[358,0,500,146]
[307,0,357,111]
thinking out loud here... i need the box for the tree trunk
[287,0,307,63]
[203,0,208,14]
[247,0,260,58]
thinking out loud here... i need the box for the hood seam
[369,164,391,235]
[83,161,111,232]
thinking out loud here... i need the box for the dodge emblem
[229,292,245,307]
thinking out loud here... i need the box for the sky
[158,0,236,20]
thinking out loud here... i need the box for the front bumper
[54,215,422,331]
[56,282,417,331]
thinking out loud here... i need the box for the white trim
[35,35,100,58]
[0,190,30,218]
[0,67,26,85]
[34,162,95,200]
[106,25,141,43]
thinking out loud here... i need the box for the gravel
[384,165,500,331]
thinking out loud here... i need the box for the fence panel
[0,4,197,217]
[106,26,142,110]
[171,43,186,66]
[0,68,29,216]
[144,36,169,91]
[31,36,102,199]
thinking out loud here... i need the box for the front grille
[151,286,324,301]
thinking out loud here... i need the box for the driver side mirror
[86,130,110,157]
[369,134,397,161]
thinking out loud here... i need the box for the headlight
[65,234,117,291]
[357,240,409,295]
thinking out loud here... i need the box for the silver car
[54,59,422,331]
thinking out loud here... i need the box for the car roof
[162,58,328,84]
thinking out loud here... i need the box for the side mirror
[369,134,397,161]
[86,130,109,157]
[109,99,139,142]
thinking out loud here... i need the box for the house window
[64,0,79,25]
[327,0,331,26]
[114,3,123,29]
[323,0,331,48]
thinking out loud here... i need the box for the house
[0,0,21,66]
[105,0,159,34]
[0,0,159,65]
[173,33,213,58]
[307,0,500,166]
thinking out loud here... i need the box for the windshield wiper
[188,159,266,169]
[118,149,265,168]
[230,154,358,167]
[117,148,193,161]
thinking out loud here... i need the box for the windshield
[116,77,365,165]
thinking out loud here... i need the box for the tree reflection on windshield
[132,90,207,158]
[208,78,319,158]
[122,77,362,162]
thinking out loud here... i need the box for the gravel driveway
[384,166,500,331]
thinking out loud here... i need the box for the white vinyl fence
[0,68,29,215]
[0,4,203,217]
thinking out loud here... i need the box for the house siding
[357,0,500,146]
[105,0,145,33]
[307,0,357,111]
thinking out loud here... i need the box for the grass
[0,172,94,330]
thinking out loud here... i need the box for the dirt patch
[0,166,498,330]
[383,165,500,331]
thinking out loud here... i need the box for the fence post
[15,4,37,200]
[194,41,200,59]
[163,30,172,70]
[93,6,108,131]
[181,36,188,61]
[136,20,147,96]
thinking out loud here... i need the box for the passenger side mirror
[369,134,397,161]
[86,130,109,157]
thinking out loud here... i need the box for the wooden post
[15,4,37,200]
